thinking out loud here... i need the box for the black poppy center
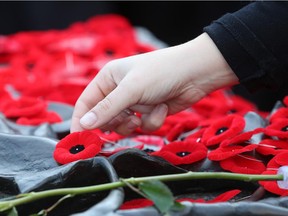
[69,144,85,154]
[105,49,115,56]
[215,127,228,135]
[176,151,191,157]
[281,125,288,132]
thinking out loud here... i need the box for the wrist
[184,33,239,93]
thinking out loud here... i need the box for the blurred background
[0,1,285,111]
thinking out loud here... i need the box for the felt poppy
[259,169,288,196]
[151,140,207,165]
[201,114,246,146]
[208,144,258,161]
[256,139,288,155]
[208,129,264,160]
[191,89,228,118]
[220,154,266,174]
[264,119,288,139]
[269,107,288,123]
[53,131,103,164]
[220,128,264,148]
[1,96,47,118]
[213,94,257,117]
[16,110,62,125]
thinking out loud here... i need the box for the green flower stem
[0,171,283,212]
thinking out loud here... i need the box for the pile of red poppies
[0,14,155,125]
[1,14,288,209]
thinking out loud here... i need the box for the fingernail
[80,112,97,128]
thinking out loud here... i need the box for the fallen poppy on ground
[269,107,288,123]
[220,154,266,174]
[256,138,288,155]
[53,131,103,164]
[201,114,246,147]
[1,96,47,118]
[151,140,207,165]
[264,118,288,139]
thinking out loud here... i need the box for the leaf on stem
[6,207,18,216]
[139,180,175,214]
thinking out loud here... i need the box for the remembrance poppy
[269,107,288,123]
[201,114,246,147]
[1,96,47,118]
[264,118,288,139]
[151,140,207,165]
[256,138,288,156]
[53,131,103,164]
[220,154,266,174]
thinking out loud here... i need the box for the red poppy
[264,119,288,139]
[259,151,288,195]
[53,131,103,164]
[16,110,62,125]
[220,154,266,174]
[259,169,288,196]
[201,114,246,147]
[151,140,207,165]
[256,139,288,155]
[269,107,288,123]
[159,110,201,141]
[220,128,264,148]
[208,144,258,161]
[191,89,228,118]
[1,96,47,118]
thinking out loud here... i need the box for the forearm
[204,1,288,92]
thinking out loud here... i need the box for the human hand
[70,33,239,135]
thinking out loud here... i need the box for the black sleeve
[203,1,288,92]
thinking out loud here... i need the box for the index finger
[70,70,117,132]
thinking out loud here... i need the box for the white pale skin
[70,33,239,135]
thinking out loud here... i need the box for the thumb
[79,84,135,129]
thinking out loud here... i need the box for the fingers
[141,103,168,132]
[79,81,138,130]
[113,115,142,135]
[99,104,167,135]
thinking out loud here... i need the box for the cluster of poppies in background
[1,14,288,209]
[0,14,154,125]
